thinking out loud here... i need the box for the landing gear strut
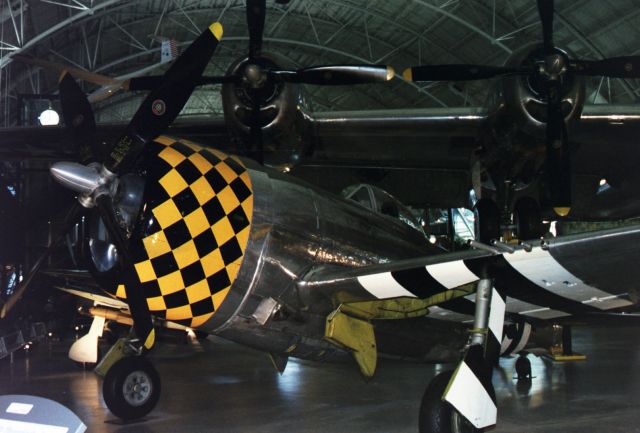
[418,278,499,433]
[473,199,500,244]
[474,196,544,243]
[513,197,543,240]
[96,337,161,420]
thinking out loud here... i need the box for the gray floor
[1,326,640,432]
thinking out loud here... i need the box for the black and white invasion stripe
[356,243,632,321]
[485,287,506,364]
[356,259,479,299]
[500,321,532,356]
[443,344,496,429]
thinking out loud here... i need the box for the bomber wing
[295,104,640,212]
[3,104,640,212]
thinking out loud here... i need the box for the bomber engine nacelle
[495,43,586,137]
[481,43,587,189]
[221,53,309,167]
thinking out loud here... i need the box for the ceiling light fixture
[38,105,60,126]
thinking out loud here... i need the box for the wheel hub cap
[123,371,152,406]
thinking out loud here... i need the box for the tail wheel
[473,199,500,244]
[103,356,161,420]
[74,346,102,370]
[419,370,484,433]
[513,197,542,240]
[515,354,532,381]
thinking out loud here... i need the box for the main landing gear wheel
[419,371,485,433]
[103,356,161,420]
[513,197,543,241]
[473,199,500,244]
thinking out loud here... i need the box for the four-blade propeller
[403,0,640,212]
[15,2,395,165]
[2,23,224,352]
[125,0,394,164]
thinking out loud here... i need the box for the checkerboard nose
[118,136,254,328]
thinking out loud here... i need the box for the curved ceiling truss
[1,0,639,126]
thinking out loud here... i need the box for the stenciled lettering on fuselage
[115,136,253,328]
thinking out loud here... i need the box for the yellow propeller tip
[402,68,413,81]
[58,70,69,84]
[209,22,223,40]
[553,207,571,217]
[386,66,395,81]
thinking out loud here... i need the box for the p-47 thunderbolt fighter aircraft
[3,16,640,433]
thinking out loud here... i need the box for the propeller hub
[540,52,567,81]
[243,63,268,89]
[50,162,117,208]
[523,46,574,101]
[227,56,283,108]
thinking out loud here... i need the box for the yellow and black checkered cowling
[114,136,253,328]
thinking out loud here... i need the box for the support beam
[0,0,124,69]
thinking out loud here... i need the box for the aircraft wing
[44,269,98,287]
[301,224,640,322]
[56,286,129,310]
[3,104,640,211]
[296,104,640,213]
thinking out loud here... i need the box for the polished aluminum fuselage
[201,162,453,361]
[85,138,462,363]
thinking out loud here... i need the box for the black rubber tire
[515,355,532,381]
[103,357,161,420]
[473,199,501,244]
[418,371,483,433]
[513,197,542,240]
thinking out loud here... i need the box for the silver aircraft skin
[186,161,436,359]
[82,137,457,364]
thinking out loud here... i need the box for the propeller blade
[403,64,528,82]
[538,0,555,53]
[249,104,264,165]
[197,75,238,85]
[572,56,640,78]
[126,74,236,91]
[94,195,155,349]
[87,81,126,103]
[247,0,266,59]
[0,202,82,319]
[59,72,98,163]
[125,76,164,91]
[104,22,223,174]
[13,54,116,87]
[544,80,571,211]
[273,65,395,85]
